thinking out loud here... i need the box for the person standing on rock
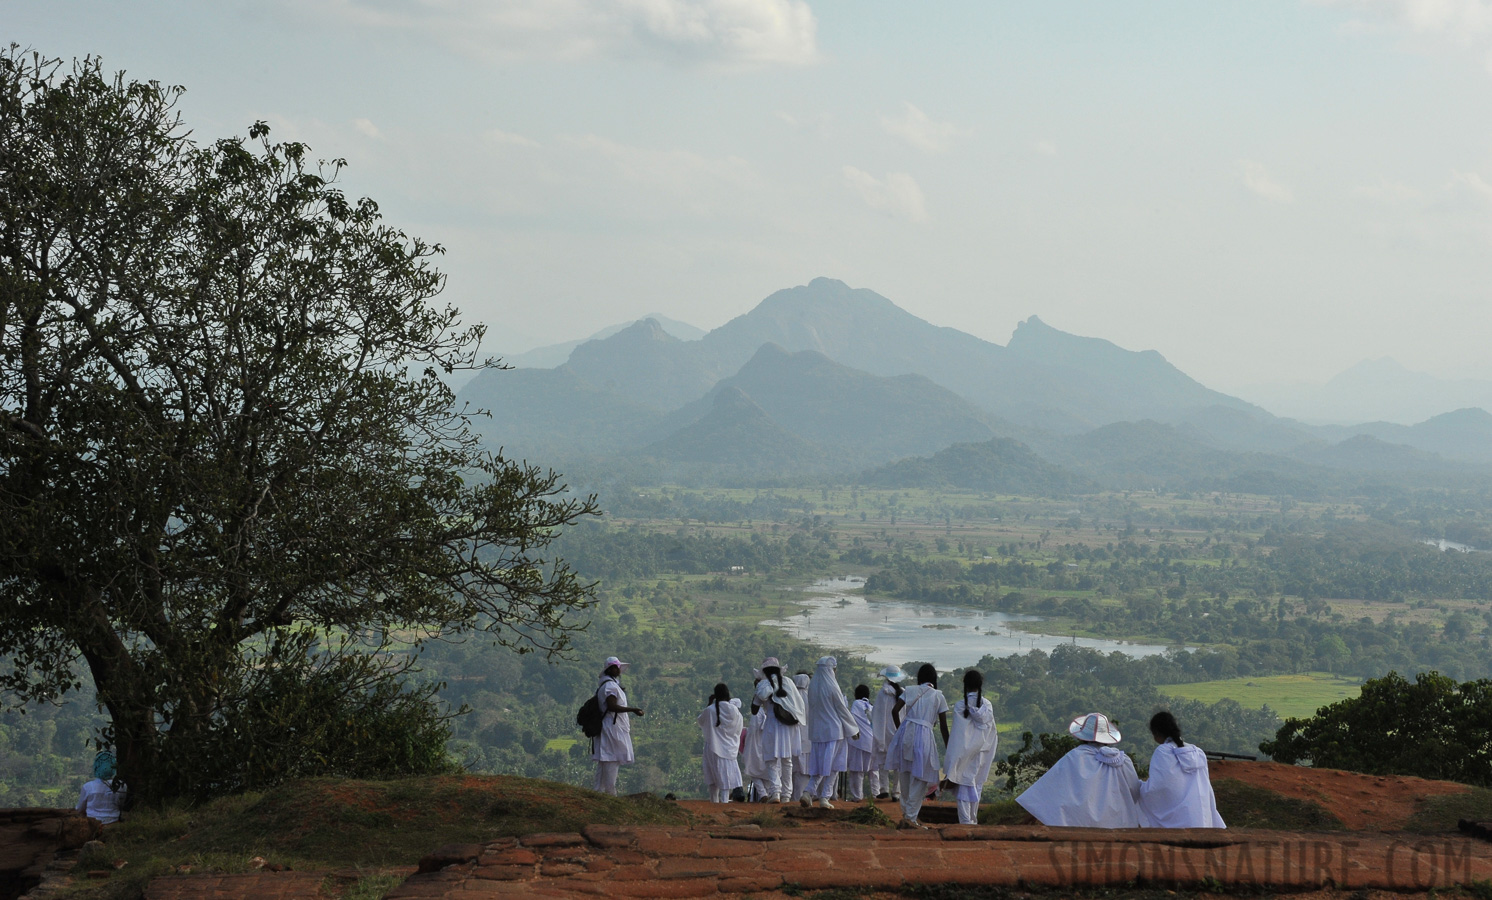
[1015,712,1141,827]
[1138,711,1225,828]
[593,656,644,796]
[753,658,805,803]
[742,677,771,801]
[943,669,999,825]
[696,683,745,803]
[804,656,861,809]
[791,671,813,803]
[845,684,876,801]
[885,663,950,829]
[870,666,907,801]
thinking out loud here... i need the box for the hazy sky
[10,1,1492,392]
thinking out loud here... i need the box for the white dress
[591,677,634,764]
[944,693,998,801]
[870,683,900,766]
[696,699,745,791]
[847,698,874,772]
[1016,743,1142,827]
[884,683,948,784]
[1139,741,1226,828]
[805,659,859,776]
[754,675,805,761]
[742,707,770,783]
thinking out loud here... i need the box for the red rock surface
[1208,760,1471,831]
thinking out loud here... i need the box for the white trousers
[793,769,810,801]
[899,771,931,823]
[883,768,900,798]
[767,757,794,799]
[958,799,979,825]
[846,770,879,801]
[594,761,621,795]
[711,788,732,803]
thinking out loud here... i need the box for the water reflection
[762,576,1181,669]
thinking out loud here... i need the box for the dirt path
[1208,760,1470,830]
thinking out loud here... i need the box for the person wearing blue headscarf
[76,751,128,825]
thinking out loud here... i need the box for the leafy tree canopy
[1260,670,1492,787]
[0,48,597,801]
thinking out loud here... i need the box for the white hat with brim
[1069,712,1121,745]
[879,666,907,683]
[602,656,630,675]
[759,657,781,671]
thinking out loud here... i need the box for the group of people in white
[589,654,1224,830]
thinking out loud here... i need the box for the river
[761,576,1182,669]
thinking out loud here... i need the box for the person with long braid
[943,670,998,825]
[1138,711,1226,828]
[696,683,745,803]
[885,663,950,829]
[753,658,805,803]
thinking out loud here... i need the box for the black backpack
[576,694,605,738]
[772,701,799,726]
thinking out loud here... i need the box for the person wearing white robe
[1016,712,1141,828]
[1139,711,1226,828]
[592,656,645,795]
[845,685,876,801]
[791,671,813,802]
[696,684,745,802]
[803,657,860,808]
[753,659,805,803]
[869,667,907,800]
[885,663,949,828]
[943,670,998,825]
[741,679,771,801]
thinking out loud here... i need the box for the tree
[1260,671,1492,787]
[0,49,598,801]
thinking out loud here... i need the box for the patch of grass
[1404,787,1492,833]
[976,800,1027,826]
[1157,672,1362,720]
[55,775,688,899]
[1211,778,1345,831]
[843,801,895,828]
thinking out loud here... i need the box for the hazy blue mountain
[657,344,1004,467]
[498,314,705,369]
[1174,405,1319,454]
[1240,357,1492,426]
[1324,408,1492,465]
[457,366,663,459]
[858,437,1096,495]
[561,319,722,411]
[1294,434,1457,473]
[639,386,821,471]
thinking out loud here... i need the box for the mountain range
[459,277,1492,489]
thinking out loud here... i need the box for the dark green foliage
[1261,671,1492,786]
[993,731,1081,791]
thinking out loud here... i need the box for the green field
[1157,672,1362,720]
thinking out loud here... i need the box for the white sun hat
[1068,712,1122,745]
[601,656,630,675]
[878,666,908,683]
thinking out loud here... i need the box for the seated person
[1016,712,1140,827]
[1138,711,1226,828]
[76,751,128,825]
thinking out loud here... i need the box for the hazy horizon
[11,1,1492,396]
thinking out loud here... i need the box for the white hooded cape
[1139,741,1226,828]
[742,707,770,780]
[944,693,998,789]
[696,698,744,760]
[1016,744,1141,828]
[806,657,859,743]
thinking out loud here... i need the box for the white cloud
[1324,0,1492,71]
[302,0,819,68]
[842,166,928,223]
[485,128,542,148]
[353,117,380,139]
[879,103,964,153]
[1033,139,1058,156]
[1240,160,1295,204]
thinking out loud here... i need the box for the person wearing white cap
[1015,712,1141,828]
[845,684,875,801]
[803,657,860,809]
[870,666,907,801]
[1138,711,1225,828]
[696,683,745,803]
[592,656,644,796]
[943,670,998,825]
[885,663,950,829]
[752,658,805,803]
